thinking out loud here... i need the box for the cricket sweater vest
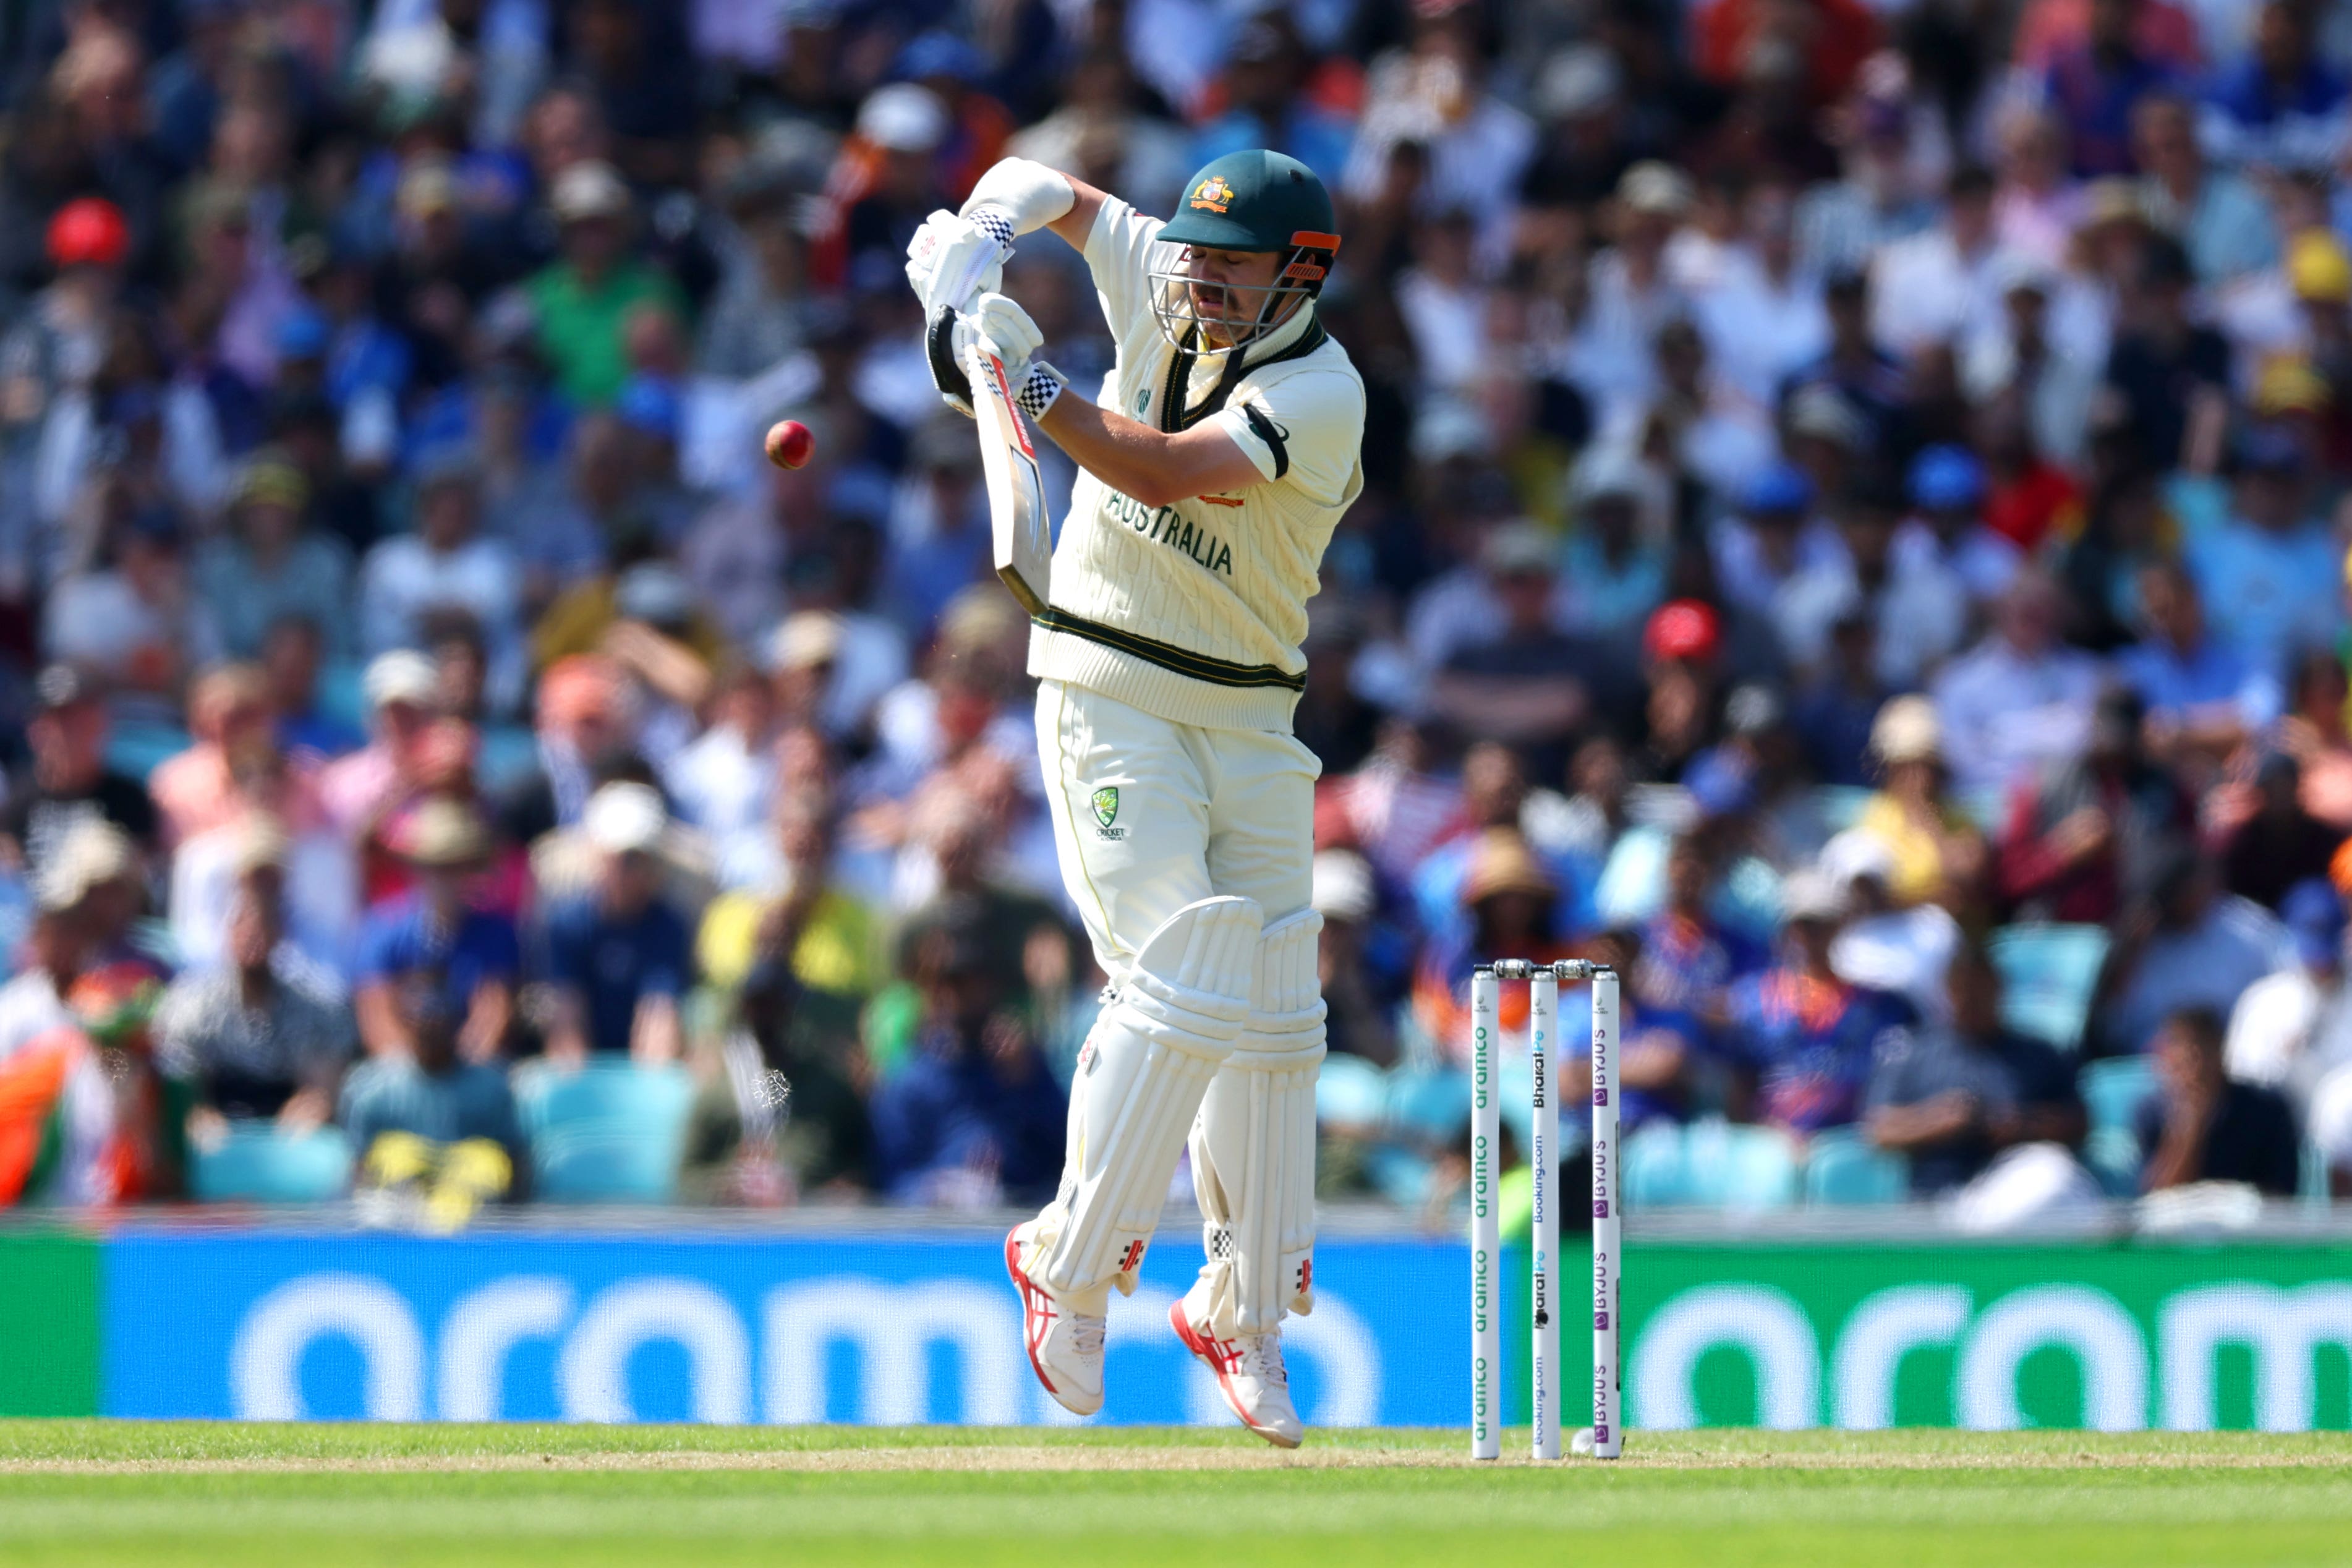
[1027,198,1366,735]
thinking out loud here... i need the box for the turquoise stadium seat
[104,723,191,783]
[1804,1127,1910,1205]
[1814,785,1874,833]
[1686,1120,1801,1211]
[515,1060,696,1203]
[2079,1055,2155,1196]
[315,660,369,735]
[189,1126,352,1203]
[1624,1119,1800,1212]
[1384,1065,1472,1151]
[1624,1122,1688,1208]
[1315,1054,1387,1128]
[2079,1055,2155,1133]
[1988,924,2110,1053]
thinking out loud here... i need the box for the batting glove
[906,207,1015,320]
[968,291,1043,372]
[966,291,1064,420]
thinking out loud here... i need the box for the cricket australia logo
[1091,786,1126,840]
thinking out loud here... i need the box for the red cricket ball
[764,419,815,470]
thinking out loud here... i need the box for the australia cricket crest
[1091,786,1124,840]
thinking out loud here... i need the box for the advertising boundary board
[0,1230,101,1417]
[7,1224,2343,1430]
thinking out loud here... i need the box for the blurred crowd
[7,0,2352,1219]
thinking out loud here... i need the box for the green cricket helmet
[1151,149,1341,351]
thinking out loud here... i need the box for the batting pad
[1026,895,1263,1312]
[1186,907,1329,1339]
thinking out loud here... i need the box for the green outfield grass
[1,1423,2350,1567]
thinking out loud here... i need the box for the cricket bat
[961,337,1054,617]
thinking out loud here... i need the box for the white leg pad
[1023,895,1262,1312]
[1185,908,1327,1339]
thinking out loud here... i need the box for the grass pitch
[1,1423,2349,1567]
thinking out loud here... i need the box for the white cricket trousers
[1036,680,1318,971]
[1033,679,1325,1335]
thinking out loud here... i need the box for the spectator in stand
[2040,0,2180,179]
[1312,849,1398,1067]
[340,967,526,1227]
[1414,830,1576,1055]
[2102,233,2228,472]
[262,617,364,759]
[2137,1003,2301,1195]
[354,802,518,1065]
[1823,829,1963,1019]
[697,791,880,1015]
[2215,753,2342,911]
[153,837,352,1138]
[193,454,352,662]
[1932,571,2105,799]
[1996,686,2191,922]
[1719,871,1916,1136]
[149,662,305,848]
[42,502,219,718]
[2132,93,2278,285]
[1428,530,1590,772]
[868,913,1065,1208]
[2201,2,2350,174]
[2098,846,2295,1055]
[1849,697,1989,911]
[1896,445,2021,611]
[319,650,451,844]
[525,161,685,409]
[2116,560,2279,773]
[1,665,158,881]
[537,782,690,1064]
[1866,941,2085,1194]
[2225,878,2344,1089]
[1634,831,1766,1024]
[2185,427,2344,686]
[359,450,525,709]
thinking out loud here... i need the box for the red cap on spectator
[46,197,128,270]
[1643,599,1721,665]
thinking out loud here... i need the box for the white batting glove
[967,291,1043,372]
[961,291,1065,421]
[906,207,1014,319]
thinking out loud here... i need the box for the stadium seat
[1987,924,2110,1053]
[1813,785,1874,833]
[189,1126,353,1203]
[2079,1055,2155,1133]
[1624,1120,1688,1208]
[1804,1127,1909,1206]
[2078,1055,2155,1196]
[315,660,369,735]
[1684,1118,1801,1211]
[104,722,192,783]
[1363,1146,1438,1208]
[514,1059,696,1203]
[1315,1053,1387,1129]
[1384,1064,1472,1152]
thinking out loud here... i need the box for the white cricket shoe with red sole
[1005,1222,1105,1416]
[1169,1298,1303,1448]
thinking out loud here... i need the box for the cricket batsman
[904,149,1363,1446]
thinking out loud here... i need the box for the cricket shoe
[1169,1299,1303,1449]
[1005,1222,1105,1416]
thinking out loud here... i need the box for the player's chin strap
[926,305,1067,422]
[1159,307,1327,434]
